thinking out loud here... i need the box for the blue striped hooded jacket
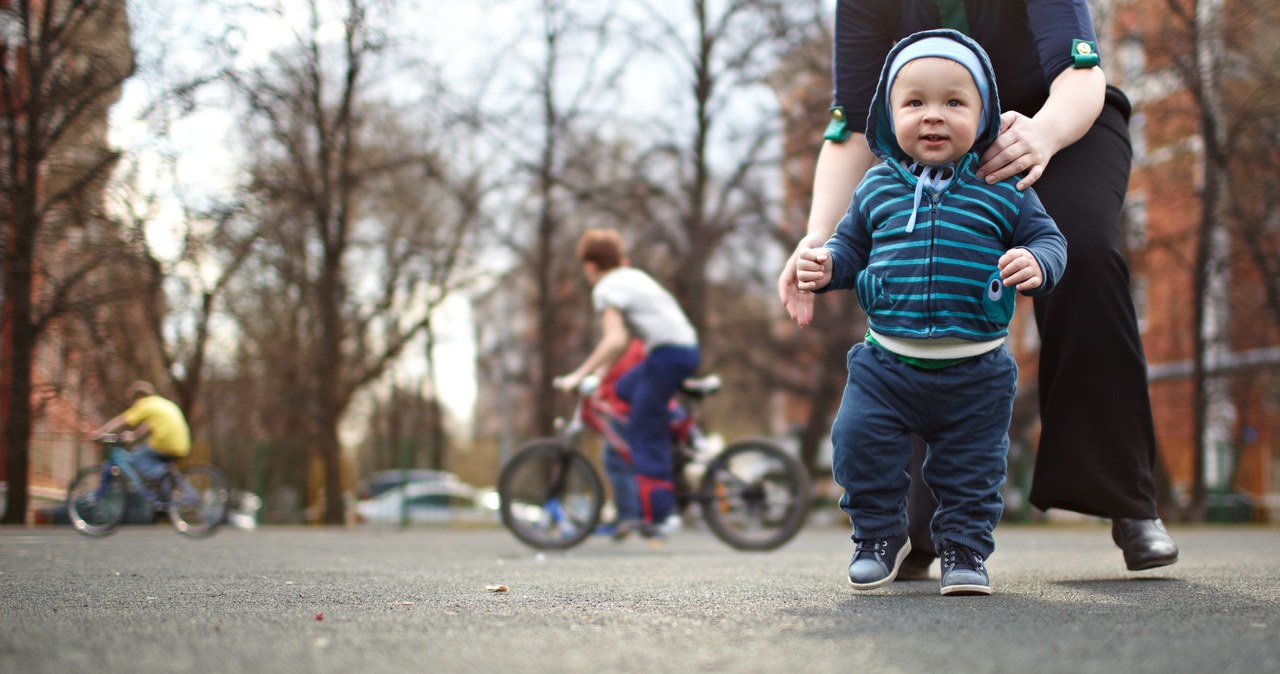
[821,29,1067,343]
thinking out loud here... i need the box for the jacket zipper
[927,194,940,337]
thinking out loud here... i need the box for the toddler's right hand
[796,248,832,292]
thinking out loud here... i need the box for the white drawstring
[904,162,955,233]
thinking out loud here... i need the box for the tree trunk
[679,0,714,341]
[1188,0,1229,521]
[535,192,559,435]
[1189,197,1211,521]
[318,250,347,525]
[534,0,561,436]
[2,220,36,524]
[0,0,134,524]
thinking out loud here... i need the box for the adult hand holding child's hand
[796,247,833,293]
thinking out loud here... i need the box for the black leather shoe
[1111,518,1179,571]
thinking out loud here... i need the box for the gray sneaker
[847,531,912,590]
[939,543,991,596]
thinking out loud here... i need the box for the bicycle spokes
[699,441,811,551]
[93,468,116,501]
[499,442,604,550]
[67,466,127,536]
[167,465,230,538]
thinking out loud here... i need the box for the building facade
[1,0,136,518]
[1097,0,1280,518]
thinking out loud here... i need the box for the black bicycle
[498,374,811,551]
[66,434,231,537]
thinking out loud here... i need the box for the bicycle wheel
[67,466,127,537]
[499,441,604,550]
[167,465,231,538]
[699,439,812,551]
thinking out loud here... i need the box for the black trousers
[907,93,1161,553]
[1027,95,1160,519]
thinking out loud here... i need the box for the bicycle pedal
[637,523,665,539]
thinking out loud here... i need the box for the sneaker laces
[852,537,890,562]
[941,544,985,573]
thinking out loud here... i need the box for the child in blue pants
[797,30,1067,595]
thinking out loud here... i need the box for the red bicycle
[497,374,812,551]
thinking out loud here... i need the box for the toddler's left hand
[999,248,1043,292]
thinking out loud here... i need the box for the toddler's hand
[796,248,832,292]
[999,248,1043,291]
[780,234,826,327]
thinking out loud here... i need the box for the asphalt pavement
[1,521,1277,673]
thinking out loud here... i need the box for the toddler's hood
[866,29,1002,164]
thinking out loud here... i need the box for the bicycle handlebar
[552,374,600,396]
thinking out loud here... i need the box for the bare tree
[1,0,134,522]
[104,152,258,439]
[107,4,261,440]
[1158,0,1280,517]
[1221,1,1280,332]
[223,0,474,523]
[468,0,630,437]
[601,0,836,460]
[627,0,795,339]
[619,0,845,468]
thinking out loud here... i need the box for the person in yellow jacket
[88,381,191,483]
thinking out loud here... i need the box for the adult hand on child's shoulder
[977,112,1056,191]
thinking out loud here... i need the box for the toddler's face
[889,57,982,165]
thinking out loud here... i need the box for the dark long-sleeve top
[833,0,1101,131]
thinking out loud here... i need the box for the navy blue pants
[602,429,642,523]
[615,345,699,524]
[831,342,1016,557]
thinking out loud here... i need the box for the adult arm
[779,0,891,326]
[977,66,1104,190]
[555,306,631,392]
[978,0,1108,190]
[778,138,879,326]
